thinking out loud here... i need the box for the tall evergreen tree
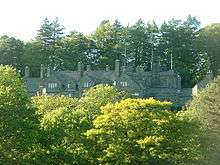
[127,19,159,70]
[159,15,202,87]
[91,20,126,68]
[36,17,64,69]
[60,31,98,70]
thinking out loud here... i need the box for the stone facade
[24,59,193,107]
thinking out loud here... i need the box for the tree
[22,41,44,77]
[91,20,126,68]
[32,95,79,116]
[185,76,220,165]
[159,15,203,87]
[79,84,128,119]
[86,98,201,164]
[197,23,220,76]
[0,35,24,70]
[31,85,127,164]
[127,19,159,70]
[0,65,39,163]
[60,31,98,70]
[36,17,65,69]
[32,95,88,164]
[37,17,64,46]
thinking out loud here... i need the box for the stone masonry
[24,58,194,108]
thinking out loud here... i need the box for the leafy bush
[86,98,200,164]
[0,65,39,164]
[32,84,127,164]
[32,95,78,116]
[186,76,220,165]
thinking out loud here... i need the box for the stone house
[24,59,193,107]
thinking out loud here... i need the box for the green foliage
[1,16,219,164]
[185,76,220,164]
[198,23,220,76]
[32,95,90,164]
[60,31,98,70]
[0,35,24,70]
[127,19,158,69]
[159,15,203,87]
[37,17,64,46]
[0,65,39,163]
[31,85,127,164]
[79,84,128,118]
[22,41,44,77]
[32,95,78,116]
[36,17,64,69]
[38,107,91,164]
[91,20,126,68]
[0,71,202,164]
[6,16,217,87]
[86,98,200,164]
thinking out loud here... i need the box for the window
[83,82,89,88]
[113,80,116,86]
[120,81,128,87]
[48,83,58,89]
[42,88,47,94]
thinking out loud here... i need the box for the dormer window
[83,82,89,88]
[120,81,128,87]
[48,83,58,89]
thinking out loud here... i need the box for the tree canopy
[0,16,218,87]
[0,65,39,163]
[185,76,220,165]
[197,23,220,76]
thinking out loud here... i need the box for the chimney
[47,66,51,78]
[151,52,161,73]
[24,66,30,78]
[115,59,120,77]
[86,65,91,71]
[77,62,83,77]
[106,65,110,72]
[177,75,181,89]
[122,66,126,73]
[40,64,44,79]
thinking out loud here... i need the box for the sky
[0,0,219,41]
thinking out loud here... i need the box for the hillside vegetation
[186,76,220,165]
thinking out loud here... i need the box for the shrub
[86,98,200,164]
[186,76,220,165]
[0,65,39,163]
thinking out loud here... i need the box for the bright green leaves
[31,84,127,164]
[32,95,78,116]
[0,74,202,164]
[0,65,39,163]
[86,98,199,164]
